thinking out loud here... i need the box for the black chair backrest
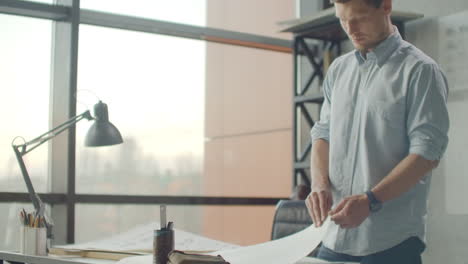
[271,200,320,257]
[271,200,313,240]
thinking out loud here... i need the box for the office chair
[271,199,320,257]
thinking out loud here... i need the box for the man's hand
[305,186,332,227]
[308,139,331,227]
[329,194,370,229]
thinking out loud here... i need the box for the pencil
[19,211,25,226]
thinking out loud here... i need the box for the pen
[22,209,27,225]
[167,221,173,230]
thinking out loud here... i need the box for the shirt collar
[354,26,402,67]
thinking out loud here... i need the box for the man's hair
[330,0,384,8]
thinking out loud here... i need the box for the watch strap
[365,190,382,212]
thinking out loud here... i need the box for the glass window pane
[0,203,48,251]
[75,25,292,198]
[76,25,205,196]
[80,0,206,27]
[0,14,51,193]
[75,204,275,246]
[206,0,295,39]
[204,43,293,198]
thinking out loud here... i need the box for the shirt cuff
[409,137,447,161]
[310,124,330,143]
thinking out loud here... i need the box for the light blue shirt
[310,27,449,255]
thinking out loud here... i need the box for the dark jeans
[317,237,426,264]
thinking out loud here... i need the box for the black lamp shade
[84,101,123,147]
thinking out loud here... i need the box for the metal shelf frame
[293,37,341,187]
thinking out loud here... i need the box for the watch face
[370,202,382,212]
[366,191,382,213]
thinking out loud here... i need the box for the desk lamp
[12,100,123,240]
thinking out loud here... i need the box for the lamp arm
[12,109,92,240]
[13,146,42,212]
[13,146,54,240]
[19,110,93,155]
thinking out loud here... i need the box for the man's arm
[306,58,337,227]
[306,139,332,227]
[372,154,438,202]
[329,154,438,228]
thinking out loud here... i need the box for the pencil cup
[20,226,47,256]
[153,229,174,264]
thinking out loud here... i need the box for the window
[76,204,276,246]
[0,14,52,193]
[76,25,206,196]
[204,43,292,198]
[206,0,294,39]
[0,0,294,246]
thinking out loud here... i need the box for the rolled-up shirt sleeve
[310,63,334,143]
[406,63,450,161]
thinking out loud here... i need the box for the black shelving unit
[292,38,340,187]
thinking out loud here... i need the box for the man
[305,0,449,263]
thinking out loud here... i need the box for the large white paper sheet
[115,255,149,264]
[211,218,331,264]
[117,219,332,264]
[116,255,336,264]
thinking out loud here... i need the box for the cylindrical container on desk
[153,229,174,264]
[20,226,47,256]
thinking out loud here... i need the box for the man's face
[335,0,390,52]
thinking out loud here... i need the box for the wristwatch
[365,190,382,213]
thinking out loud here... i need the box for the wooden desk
[0,250,356,264]
[0,251,114,264]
